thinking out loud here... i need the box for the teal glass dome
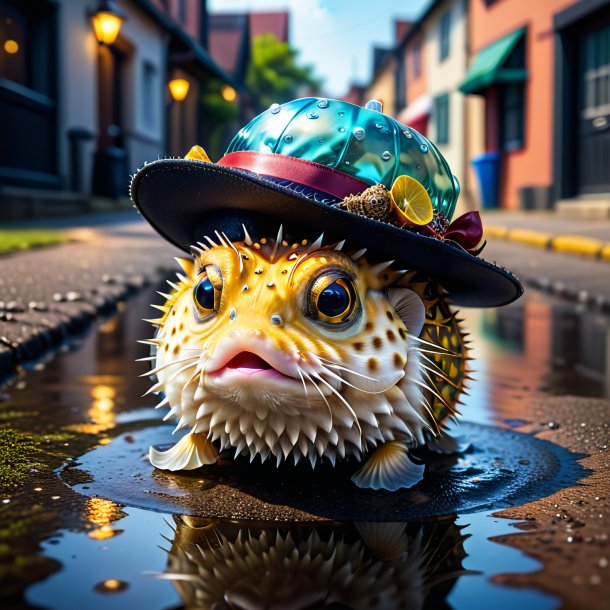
[226,97,460,221]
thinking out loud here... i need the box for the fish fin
[426,430,470,454]
[354,522,409,560]
[384,288,425,337]
[149,432,218,471]
[351,441,424,491]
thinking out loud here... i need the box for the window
[439,11,451,61]
[412,43,421,78]
[0,2,28,87]
[500,83,525,151]
[435,93,449,144]
[142,61,157,128]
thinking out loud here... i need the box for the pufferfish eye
[307,272,358,325]
[193,266,222,319]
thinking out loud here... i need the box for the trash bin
[92,146,130,198]
[471,152,500,209]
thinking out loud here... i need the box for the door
[579,21,610,195]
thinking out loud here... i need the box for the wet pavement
[0,278,608,609]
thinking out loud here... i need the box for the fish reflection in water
[160,516,468,609]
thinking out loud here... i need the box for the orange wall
[468,0,574,208]
[405,33,426,104]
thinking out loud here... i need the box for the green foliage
[247,33,322,111]
[0,230,67,254]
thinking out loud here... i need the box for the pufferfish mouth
[204,335,305,383]
[220,352,283,378]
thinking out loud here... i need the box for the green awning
[459,27,527,94]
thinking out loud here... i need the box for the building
[399,21,429,137]
[458,0,610,213]
[552,0,610,216]
[422,0,473,213]
[0,0,233,218]
[362,21,412,117]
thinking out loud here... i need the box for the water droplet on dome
[338,127,345,133]
[403,129,412,138]
[338,111,345,117]
[375,123,383,129]
[317,99,329,108]
[284,135,293,143]
[344,161,350,166]
[269,103,281,114]
[420,144,428,153]
[353,127,365,140]
[307,111,319,119]
[381,151,391,161]
[416,164,422,171]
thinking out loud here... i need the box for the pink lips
[220,351,280,378]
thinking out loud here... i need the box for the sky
[208,0,430,97]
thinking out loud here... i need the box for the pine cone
[339,184,392,222]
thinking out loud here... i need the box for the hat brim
[131,158,523,307]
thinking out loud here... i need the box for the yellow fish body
[143,229,470,491]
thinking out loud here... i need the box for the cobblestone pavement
[0,214,179,384]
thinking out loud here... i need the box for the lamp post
[220,84,237,103]
[90,1,127,197]
[90,0,125,46]
[168,78,191,155]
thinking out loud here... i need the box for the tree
[246,33,323,111]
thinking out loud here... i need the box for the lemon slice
[390,175,434,226]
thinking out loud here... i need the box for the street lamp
[168,78,190,102]
[90,0,126,46]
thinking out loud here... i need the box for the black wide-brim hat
[131,98,522,308]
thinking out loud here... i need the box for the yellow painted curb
[601,243,610,261]
[507,229,552,248]
[551,235,605,257]
[484,225,510,239]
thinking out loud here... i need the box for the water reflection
[162,516,468,610]
[85,497,126,541]
[463,293,610,424]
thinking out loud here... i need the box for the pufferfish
[141,227,471,491]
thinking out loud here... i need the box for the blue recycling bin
[471,152,500,209]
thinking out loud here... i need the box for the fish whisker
[310,371,363,443]
[300,368,333,433]
[142,355,199,378]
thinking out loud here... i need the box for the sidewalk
[482,210,610,310]
[0,212,179,384]
[483,210,610,259]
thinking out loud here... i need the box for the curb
[485,225,610,260]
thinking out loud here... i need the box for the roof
[208,14,250,80]
[249,11,289,42]
[134,0,238,88]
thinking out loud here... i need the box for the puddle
[1,285,608,608]
[63,419,585,522]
